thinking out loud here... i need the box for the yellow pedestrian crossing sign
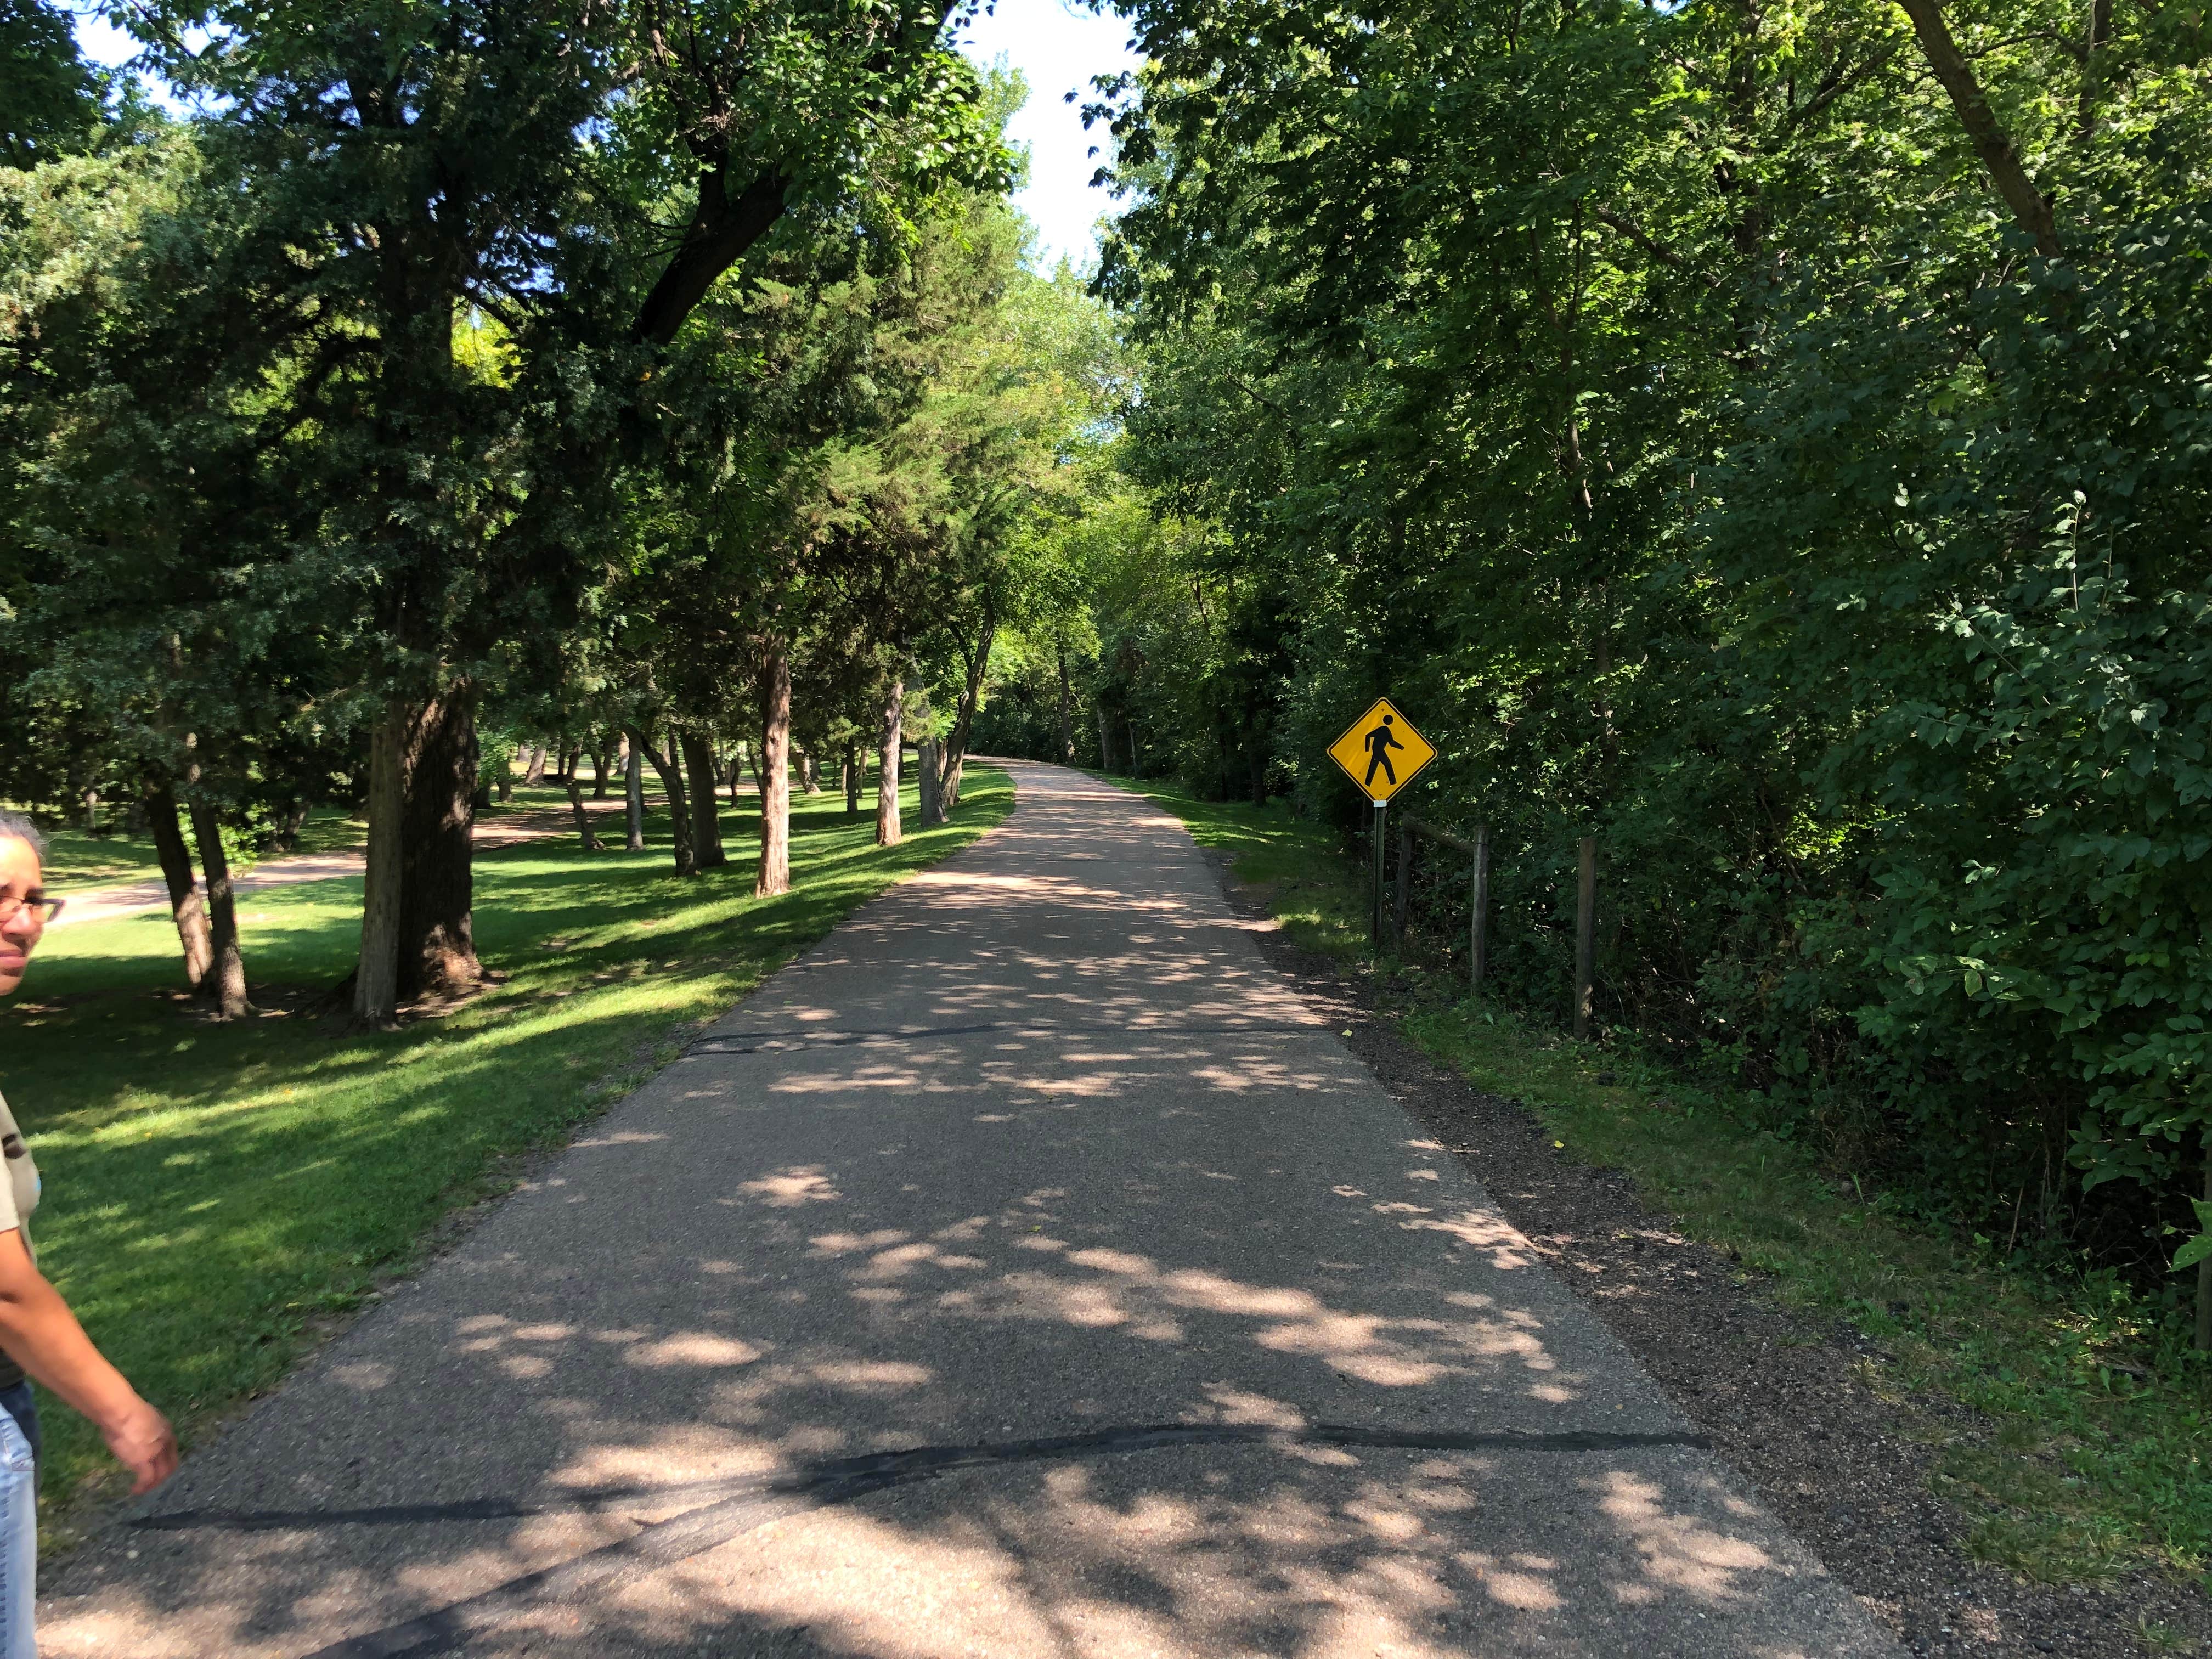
[1329,698,1435,803]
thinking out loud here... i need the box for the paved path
[42,761,1895,1657]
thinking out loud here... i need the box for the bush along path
[5,770,1011,1547]
[1115,776,2212,1659]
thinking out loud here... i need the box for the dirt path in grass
[51,796,654,931]
[40,760,1897,1658]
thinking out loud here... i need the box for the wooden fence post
[1393,820,1413,946]
[1471,822,1490,995]
[1573,834,1596,1039]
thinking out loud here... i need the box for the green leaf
[2171,1232,2212,1273]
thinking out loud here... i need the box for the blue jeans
[0,1383,37,1659]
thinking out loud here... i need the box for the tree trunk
[1896,0,2062,257]
[144,782,212,990]
[2198,1135,2212,1353]
[354,698,408,1023]
[396,691,481,1003]
[941,606,995,814]
[626,725,695,876]
[624,746,646,851]
[756,645,793,896]
[1097,703,1114,771]
[186,794,251,1019]
[1056,642,1075,764]
[591,751,611,799]
[917,736,941,827]
[844,740,861,816]
[680,731,727,869]
[521,743,547,787]
[726,752,742,806]
[801,748,823,795]
[566,778,604,851]
[877,678,904,847]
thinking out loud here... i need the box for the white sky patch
[73,7,199,115]
[957,0,1142,273]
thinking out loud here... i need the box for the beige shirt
[0,1094,37,1391]
[0,1093,37,1259]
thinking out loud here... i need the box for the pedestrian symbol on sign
[1362,715,1405,788]
[1328,699,1435,804]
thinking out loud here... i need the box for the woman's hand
[100,1396,178,1495]
[0,1229,179,1492]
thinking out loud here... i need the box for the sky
[956,1,1144,270]
[71,3,1143,272]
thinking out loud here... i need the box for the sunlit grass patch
[5,771,1009,1542]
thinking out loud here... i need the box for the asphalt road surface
[42,760,1897,1658]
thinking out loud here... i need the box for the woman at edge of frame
[0,809,178,1655]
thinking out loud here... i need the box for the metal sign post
[1371,801,1387,950]
[1329,698,1436,960]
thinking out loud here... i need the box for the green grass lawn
[1106,772,2212,1591]
[41,803,373,894]
[40,826,167,889]
[7,770,1009,1539]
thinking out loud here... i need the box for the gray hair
[0,812,45,862]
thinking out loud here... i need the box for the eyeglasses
[0,898,61,928]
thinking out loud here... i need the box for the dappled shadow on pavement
[40,763,1887,1658]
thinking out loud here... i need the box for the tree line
[1013,0,2212,1322]
[1,1,1116,1023]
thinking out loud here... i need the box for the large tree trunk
[521,744,547,787]
[354,698,408,1023]
[624,744,646,851]
[185,792,251,1019]
[144,782,212,991]
[940,605,995,814]
[627,724,695,876]
[844,740,861,816]
[756,645,793,896]
[591,752,611,799]
[877,678,904,847]
[1056,642,1075,764]
[397,691,481,1003]
[680,731,727,869]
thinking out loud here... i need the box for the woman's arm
[0,1229,176,1493]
